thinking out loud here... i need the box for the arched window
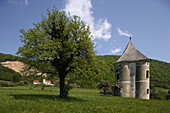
[117,74,120,80]
[147,89,149,94]
[146,70,149,78]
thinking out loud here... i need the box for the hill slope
[1,61,25,73]
[96,55,170,89]
[0,53,20,62]
[0,54,22,82]
[0,64,21,82]
[0,53,170,89]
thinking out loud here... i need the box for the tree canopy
[17,7,95,98]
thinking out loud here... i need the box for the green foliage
[1,52,170,90]
[0,53,20,62]
[0,81,15,87]
[69,58,108,88]
[98,80,113,94]
[151,90,168,100]
[150,59,170,89]
[17,6,95,98]
[96,55,120,83]
[0,82,9,87]
[15,82,26,86]
[0,86,170,112]
[0,64,22,82]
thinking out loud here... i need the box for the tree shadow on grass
[10,94,86,102]
[99,94,113,97]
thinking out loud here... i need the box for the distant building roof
[33,80,40,83]
[45,81,51,83]
[116,39,149,63]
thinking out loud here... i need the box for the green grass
[0,86,170,113]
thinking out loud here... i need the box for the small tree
[98,80,113,94]
[17,6,95,98]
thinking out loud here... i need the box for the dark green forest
[0,53,20,62]
[0,53,170,89]
[0,64,21,82]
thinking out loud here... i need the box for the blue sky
[0,0,170,62]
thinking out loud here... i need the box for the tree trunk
[104,88,106,95]
[59,73,67,98]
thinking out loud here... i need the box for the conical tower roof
[116,39,149,63]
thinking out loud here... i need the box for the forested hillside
[0,64,21,82]
[0,53,20,62]
[96,55,119,83]
[0,53,170,89]
[0,53,22,82]
[150,59,170,89]
[96,55,170,89]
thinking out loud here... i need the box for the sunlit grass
[0,86,170,113]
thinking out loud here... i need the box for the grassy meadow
[0,86,170,113]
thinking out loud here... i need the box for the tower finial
[130,37,131,40]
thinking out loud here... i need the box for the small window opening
[146,70,149,78]
[146,62,149,65]
[147,89,149,94]
[117,74,120,80]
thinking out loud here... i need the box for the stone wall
[115,61,150,99]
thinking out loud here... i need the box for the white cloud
[117,27,132,37]
[25,0,28,6]
[111,48,121,54]
[8,0,28,6]
[63,0,112,41]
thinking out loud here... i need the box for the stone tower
[114,38,150,99]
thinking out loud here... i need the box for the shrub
[69,84,74,89]
[0,81,15,87]
[98,80,113,94]
[0,82,9,87]
[7,82,15,87]
[162,84,170,89]
[151,90,167,100]
[15,82,26,86]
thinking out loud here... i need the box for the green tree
[70,58,109,88]
[17,7,95,98]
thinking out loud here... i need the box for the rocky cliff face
[1,61,47,76]
[1,61,25,73]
